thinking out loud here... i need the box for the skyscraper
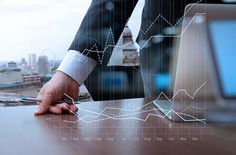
[38,55,49,75]
[21,58,27,65]
[28,54,37,71]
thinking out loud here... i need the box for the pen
[16,97,77,105]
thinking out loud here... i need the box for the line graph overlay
[60,82,207,124]
[44,93,210,143]
[75,0,206,64]
[135,0,203,35]
[78,13,206,63]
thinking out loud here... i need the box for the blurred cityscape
[0,54,61,96]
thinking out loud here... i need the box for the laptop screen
[209,20,236,98]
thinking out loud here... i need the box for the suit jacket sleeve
[68,0,138,63]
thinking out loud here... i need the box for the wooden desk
[0,98,236,155]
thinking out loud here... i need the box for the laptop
[153,4,236,123]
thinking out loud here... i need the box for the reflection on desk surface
[0,98,236,155]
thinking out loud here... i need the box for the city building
[108,25,140,66]
[122,26,140,66]
[21,58,27,65]
[28,54,37,71]
[0,67,24,89]
[22,73,41,85]
[7,61,17,68]
[38,55,49,75]
[122,49,140,66]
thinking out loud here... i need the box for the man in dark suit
[35,0,230,115]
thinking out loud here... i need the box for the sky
[0,0,144,61]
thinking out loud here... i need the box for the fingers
[48,103,78,115]
[34,93,53,115]
[48,103,69,114]
[69,105,78,114]
[48,106,62,114]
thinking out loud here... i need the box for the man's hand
[35,71,79,115]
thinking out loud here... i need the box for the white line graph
[63,109,206,124]
[76,0,205,63]
[137,0,203,34]
[61,82,207,124]
[139,12,205,49]
[63,107,206,124]
[78,13,206,63]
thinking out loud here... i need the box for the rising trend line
[72,0,205,64]
[136,0,203,35]
[77,12,206,63]
[63,108,206,124]
[61,82,207,124]
[139,13,205,50]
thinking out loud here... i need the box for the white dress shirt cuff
[57,50,97,85]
